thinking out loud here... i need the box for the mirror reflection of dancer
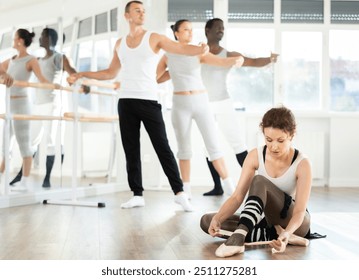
[0,67,14,87]
[9,28,89,188]
[202,18,279,196]
[200,106,312,257]
[69,1,209,212]
[157,19,244,199]
[0,29,50,191]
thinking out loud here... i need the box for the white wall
[1,0,359,190]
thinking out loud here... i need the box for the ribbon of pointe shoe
[218,228,309,247]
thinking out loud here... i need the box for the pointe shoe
[215,243,244,258]
[274,225,309,247]
[174,192,194,212]
[270,239,287,254]
[120,196,145,208]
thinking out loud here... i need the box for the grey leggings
[2,98,33,157]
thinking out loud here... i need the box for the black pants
[118,99,183,196]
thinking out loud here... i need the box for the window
[78,17,92,38]
[281,0,324,23]
[281,32,322,110]
[110,8,118,31]
[331,0,359,24]
[168,0,213,22]
[0,31,13,50]
[226,28,275,112]
[64,24,74,45]
[228,0,274,23]
[75,41,93,110]
[95,12,108,34]
[330,30,359,111]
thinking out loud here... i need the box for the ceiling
[0,0,49,12]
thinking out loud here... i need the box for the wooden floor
[0,186,358,260]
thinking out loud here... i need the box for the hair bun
[30,32,35,38]
[170,25,175,31]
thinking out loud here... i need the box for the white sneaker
[183,184,192,200]
[11,177,33,192]
[174,192,194,212]
[121,196,145,208]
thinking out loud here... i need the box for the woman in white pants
[157,19,244,199]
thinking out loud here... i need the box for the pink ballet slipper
[215,243,245,258]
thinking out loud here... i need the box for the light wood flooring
[0,186,358,260]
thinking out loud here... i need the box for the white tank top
[166,52,206,92]
[117,31,159,101]
[257,145,307,196]
[201,49,231,102]
[35,52,63,104]
[7,55,35,97]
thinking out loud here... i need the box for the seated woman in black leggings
[200,106,312,257]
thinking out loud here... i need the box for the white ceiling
[0,0,48,12]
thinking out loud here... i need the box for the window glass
[226,28,275,112]
[330,30,359,111]
[95,12,108,34]
[0,32,13,50]
[78,17,92,38]
[110,8,118,31]
[281,31,322,110]
[281,0,324,23]
[228,0,274,23]
[331,0,359,24]
[168,0,213,22]
[75,41,93,110]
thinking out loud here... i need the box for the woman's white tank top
[257,145,307,196]
[166,52,206,92]
[7,55,35,97]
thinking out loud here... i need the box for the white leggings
[32,99,64,156]
[171,93,223,161]
[209,98,247,154]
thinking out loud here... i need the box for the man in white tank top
[201,18,279,196]
[69,1,209,212]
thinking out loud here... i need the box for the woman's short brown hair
[260,106,296,135]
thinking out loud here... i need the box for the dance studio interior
[0,0,359,262]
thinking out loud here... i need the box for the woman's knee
[200,213,215,234]
[249,175,268,193]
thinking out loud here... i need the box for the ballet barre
[1,77,118,205]
[0,113,118,122]
[0,78,118,96]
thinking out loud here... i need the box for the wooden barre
[63,112,119,122]
[0,78,117,96]
[80,79,118,89]
[0,113,118,122]
[0,113,63,121]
